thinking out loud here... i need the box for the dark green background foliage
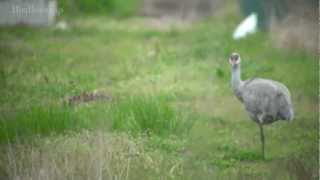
[59,0,140,16]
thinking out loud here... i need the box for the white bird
[229,52,294,158]
[55,21,68,30]
[232,13,258,40]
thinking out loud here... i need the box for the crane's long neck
[231,64,243,91]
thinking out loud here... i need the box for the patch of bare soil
[66,90,112,106]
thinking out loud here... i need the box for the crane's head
[229,52,241,67]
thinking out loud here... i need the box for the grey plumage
[229,52,294,158]
[238,78,294,124]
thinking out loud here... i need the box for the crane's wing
[240,78,293,122]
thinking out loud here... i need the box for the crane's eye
[229,53,240,64]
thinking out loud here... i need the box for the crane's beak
[229,58,240,66]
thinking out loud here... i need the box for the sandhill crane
[229,52,294,158]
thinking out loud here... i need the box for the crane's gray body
[231,64,294,125]
[234,78,294,124]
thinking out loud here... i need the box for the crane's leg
[259,124,265,159]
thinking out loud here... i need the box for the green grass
[0,9,318,179]
[0,106,75,143]
[59,0,141,16]
[0,95,191,143]
[111,96,193,137]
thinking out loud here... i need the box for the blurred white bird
[233,13,258,40]
[55,21,68,30]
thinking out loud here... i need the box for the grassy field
[0,9,318,180]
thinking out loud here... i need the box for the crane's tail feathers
[280,108,294,122]
[288,108,294,122]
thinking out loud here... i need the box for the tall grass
[3,131,158,180]
[2,131,186,180]
[0,106,78,143]
[0,96,193,144]
[111,96,193,137]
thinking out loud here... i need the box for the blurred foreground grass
[0,12,318,179]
